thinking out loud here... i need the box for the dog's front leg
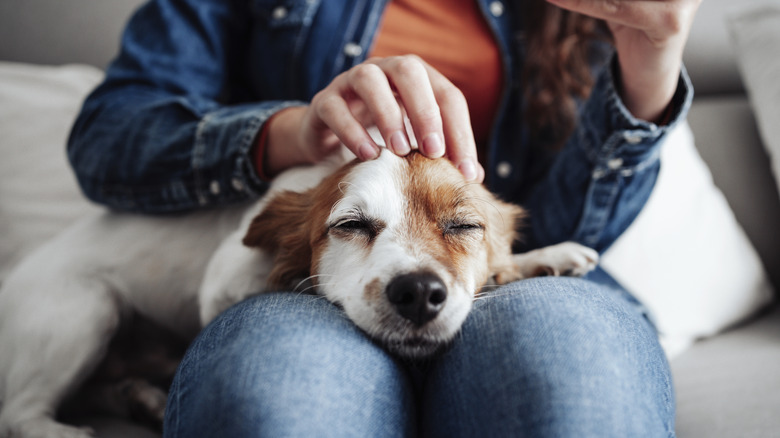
[513,241,599,278]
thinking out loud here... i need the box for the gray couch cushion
[672,304,780,437]
[682,0,778,95]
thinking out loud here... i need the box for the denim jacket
[67,0,692,253]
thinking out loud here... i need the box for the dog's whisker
[292,273,337,291]
[474,289,521,301]
[337,180,356,195]
[461,195,515,228]
[299,291,330,301]
[292,278,310,293]
[295,280,339,295]
[293,282,318,294]
[464,196,500,210]
[475,283,505,291]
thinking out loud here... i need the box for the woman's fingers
[373,56,446,158]
[419,60,483,182]
[545,0,661,26]
[310,83,380,161]
[545,0,700,122]
[372,56,483,181]
[545,0,699,39]
[347,62,412,155]
[307,55,482,181]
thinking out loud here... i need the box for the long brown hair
[519,1,610,149]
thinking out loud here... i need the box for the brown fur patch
[400,153,525,288]
[242,160,362,289]
[363,277,383,304]
[242,190,314,288]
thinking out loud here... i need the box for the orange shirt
[370,0,504,154]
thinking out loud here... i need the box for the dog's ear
[483,195,526,284]
[243,190,313,288]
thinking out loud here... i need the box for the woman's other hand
[262,55,484,182]
[546,0,701,123]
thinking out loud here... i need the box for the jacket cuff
[576,54,694,177]
[193,100,307,206]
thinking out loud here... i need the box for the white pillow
[601,121,775,358]
[0,62,103,282]
[728,4,780,200]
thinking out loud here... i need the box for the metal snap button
[210,180,221,195]
[624,133,642,144]
[496,161,512,178]
[489,1,504,17]
[271,6,288,21]
[607,158,624,170]
[343,42,363,57]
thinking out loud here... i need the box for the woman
[68,0,699,436]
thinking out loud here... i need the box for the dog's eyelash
[450,223,483,230]
[329,215,384,239]
[443,221,484,235]
[333,219,370,230]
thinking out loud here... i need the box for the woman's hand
[546,0,701,123]
[262,55,484,182]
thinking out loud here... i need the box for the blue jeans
[164,275,675,437]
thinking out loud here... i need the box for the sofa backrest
[0,0,145,69]
[1,0,778,290]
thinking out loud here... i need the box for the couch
[1,0,778,436]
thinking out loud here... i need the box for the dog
[0,148,597,437]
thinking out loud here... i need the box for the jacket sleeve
[521,54,694,253]
[67,0,304,213]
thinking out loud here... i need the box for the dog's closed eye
[329,215,385,241]
[442,220,484,235]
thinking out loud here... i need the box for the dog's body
[0,149,597,437]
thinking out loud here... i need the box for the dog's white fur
[0,149,597,438]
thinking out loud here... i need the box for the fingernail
[458,159,478,181]
[422,133,444,158]
[358,143,379,160]
[389,131,411,155]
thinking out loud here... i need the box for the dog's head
[243,150,524,357]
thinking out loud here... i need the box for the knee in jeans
[425,277,674,437]
[454,277,667,401]
[167,294,416,437]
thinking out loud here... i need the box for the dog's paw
[1,418,95,438]
[513,241,599,278]
[119,378,168,428]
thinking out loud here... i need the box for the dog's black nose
[385,272,447,326]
